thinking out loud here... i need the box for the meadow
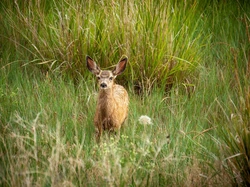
[0,0,249,186]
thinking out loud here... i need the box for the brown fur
[86,56,129,142]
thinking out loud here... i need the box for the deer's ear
[86,56,100,75]
[112,57,127,76]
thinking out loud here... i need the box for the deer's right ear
[86,56,100,75]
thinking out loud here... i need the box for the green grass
[1,0,250,186]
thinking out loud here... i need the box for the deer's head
[86,56,127,90]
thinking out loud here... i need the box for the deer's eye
[109,77,113,80]
[97,76,101,80]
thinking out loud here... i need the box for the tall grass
[1,0,209,90]
[0,0,250,186]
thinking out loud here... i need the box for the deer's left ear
[112,57,128,76]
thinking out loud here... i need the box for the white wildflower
[138,115,153,125]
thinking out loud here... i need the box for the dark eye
[97,76,100,80]
[109,77,113,80]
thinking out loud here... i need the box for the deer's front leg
[95,125,102,143]
[94,113,102,143]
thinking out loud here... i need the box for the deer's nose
[100,83,107,88]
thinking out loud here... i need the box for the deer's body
[95,84,128,132]
[86,56,129,142]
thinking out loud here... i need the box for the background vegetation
[0,0,249,186]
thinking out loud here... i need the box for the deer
[86,56,129,142]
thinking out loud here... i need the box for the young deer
[86,56,129,142]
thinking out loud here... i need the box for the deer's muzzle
[100,83,107,89]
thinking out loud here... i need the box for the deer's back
[113,84,129,108]
[111,84,129,127]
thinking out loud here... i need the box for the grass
[0,0,250,186]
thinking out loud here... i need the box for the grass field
[0,0,250,186]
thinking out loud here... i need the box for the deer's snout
[100,83,107,89]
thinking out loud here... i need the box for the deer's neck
[98,86,115,103]
[98,86,116,117]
